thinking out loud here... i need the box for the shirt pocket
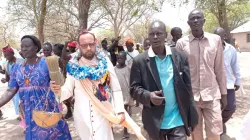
[205,46,217,67]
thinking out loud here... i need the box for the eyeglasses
[79,42,96,49]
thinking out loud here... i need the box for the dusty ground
[0,52,249,140]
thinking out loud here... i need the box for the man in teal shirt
[154,52,184,129]
[130,20,198,140]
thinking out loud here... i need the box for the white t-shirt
[126,49,139,67]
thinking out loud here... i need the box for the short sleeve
[8,63,19,89]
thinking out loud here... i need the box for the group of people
[0,8,248,140]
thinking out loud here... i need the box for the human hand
[64,41,74,48]
[234,85,240,91]
[117,36,121,41]
[150,90,165,105]
[50,81,61,93]
[1,78,7,83]
[221,95,227,111]
[117,112,125,124]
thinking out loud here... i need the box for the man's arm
[182,53,198,129]
[182,55,192,94]
[130,60,152,107]
[0,88,18,107]
[5,73,10,82]
[214,38,227,96]
[230,47,241,87]
[0,65,5,74]
[61,42,71,61]
[107,41,117,52]
[51,74,74,103]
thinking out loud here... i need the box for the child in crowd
[114,51,134,139]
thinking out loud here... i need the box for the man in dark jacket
[107,36,124,66]
[130,20,198,140]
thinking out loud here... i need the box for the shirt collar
[148,45,172,57]
[224,41,231,52]
[188,32,208,42]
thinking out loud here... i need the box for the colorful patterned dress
[8,58,71,140]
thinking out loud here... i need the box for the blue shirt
[155,55,184,129]
[6,58,23,75]
[223,42,241,89]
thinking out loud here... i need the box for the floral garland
[66,52,108,80]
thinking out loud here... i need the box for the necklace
[22,58,39,85]
[67,56,107,80]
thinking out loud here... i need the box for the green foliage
[99,0,165,36]
[204,11,219,33]
[227,2,250,30]
[166,25,171,33]
[96,29,115,43]
[199,1,250,32]
[129,23,149,43]
[165,0,250,32]
[195,0,250,31]
[132,9,139,17]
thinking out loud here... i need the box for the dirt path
[0,52,249,140]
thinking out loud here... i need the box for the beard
[82,51,95,60]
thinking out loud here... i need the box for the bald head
[148,20,167,50]
[188,8,204,20]
[149,20,166,33]
[214,27,226,42]
[171,27,182,42]
[214,27,225,34]
[188,8,205,38]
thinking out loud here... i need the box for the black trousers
[150,126,187,140]
[222,89,236,133]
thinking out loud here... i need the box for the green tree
[0,22,19,53]
[195,0,250,43]
[203,11,219,33]
[98,0,164,37]
[7,0,51,43]
[96,29,115,43]
[43,0,107,42]
[167,0,250,43]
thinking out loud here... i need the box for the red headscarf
[67,41,77,48]
[2,44,14,53]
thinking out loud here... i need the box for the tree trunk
[37,0,47,43]
[78,0,91,32]
[114,24,119,37]
[217,0,232,44]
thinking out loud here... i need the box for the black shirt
[108,45,124,66]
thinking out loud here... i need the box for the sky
[153,1,195,32]
[0,0,195,39]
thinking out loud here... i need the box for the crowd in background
[0,8,249,140]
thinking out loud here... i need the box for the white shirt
[126,49,139,66]
[61,56,124,140]
[69,49,80,63]
[224,42,241,89]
